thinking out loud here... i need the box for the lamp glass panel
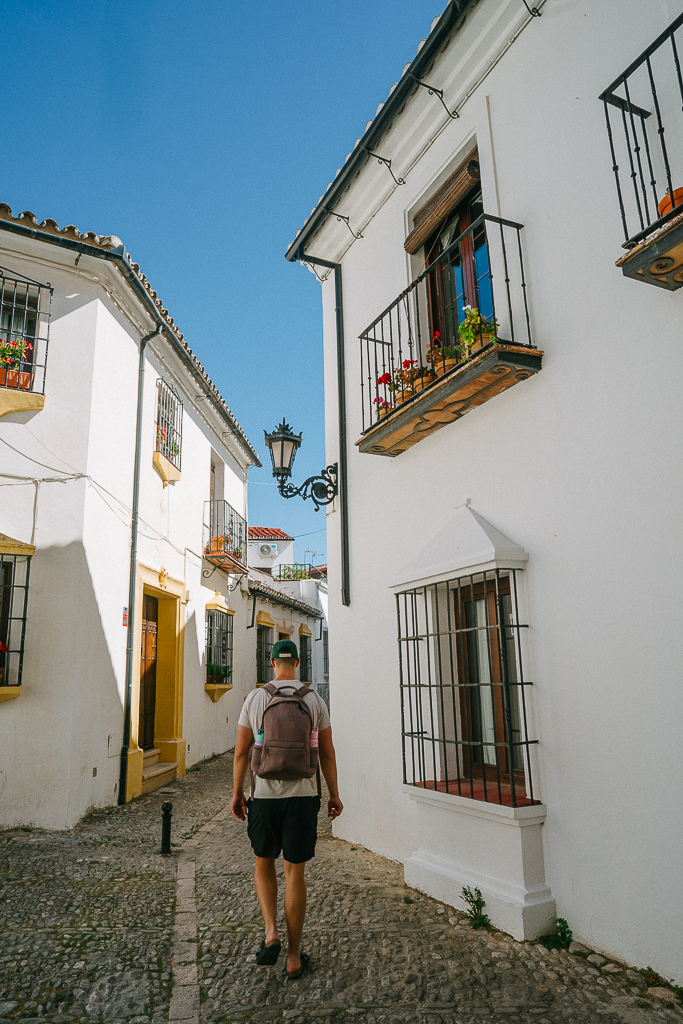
[281,440,295,471]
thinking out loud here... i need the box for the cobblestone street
[1,753,681,1024]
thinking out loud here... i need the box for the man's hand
[232,793,248,821]
[327,796,343,820]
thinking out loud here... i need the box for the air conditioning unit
[259,543,277,558]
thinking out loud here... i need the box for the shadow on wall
[0,541,123,829]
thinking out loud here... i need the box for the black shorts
[246,796,321,863]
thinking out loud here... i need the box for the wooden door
[139,594,158,750]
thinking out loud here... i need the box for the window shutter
[404,156,480,255]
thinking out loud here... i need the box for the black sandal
[285,950,310,980]
[256,939,281,965]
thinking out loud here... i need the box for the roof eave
[284,0,479,263]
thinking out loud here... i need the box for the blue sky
[2,0,442,563]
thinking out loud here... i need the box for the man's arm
[231,724,253,820]
[318,725,343,820]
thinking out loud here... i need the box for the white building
[286,0,683,981]
[0,203,264,827]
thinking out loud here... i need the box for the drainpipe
[296,249,350,607]
[118,322,163,805]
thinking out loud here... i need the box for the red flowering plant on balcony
[0,642,8,654]
[0,337,33,369]
[156,424,180,457]
[426,330,460,366]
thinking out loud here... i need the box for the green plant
[672,985,683,1004]
[539,917,573,950]
[458,305,499,352]
[0,336,33,368]
[426,330,461,365]
[640,967,665,987]
[403,896,414,904]
[461,886,490,930]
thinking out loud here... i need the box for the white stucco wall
[309,0,683,980]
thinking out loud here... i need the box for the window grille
[206,609,233,684]
[256,625,273,686]
[322,628,329,677]
[299,634,312,683]
[397,568,538,808]
[0,553,31,687]
[0,268,52,395]
[155,379,183,470]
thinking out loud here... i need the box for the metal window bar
[155,379,183,470]
[299,634,312,683]
[203,499,247,572]
[359,213,533,433]
[0,554,31,687]
[256,625,273,685]
[206,609,233,683]
[322,628,329,677]
[273,563,313,580]
[0,269,52,396]
[396,568,538,808]
[600,12,683,248]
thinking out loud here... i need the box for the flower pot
[0,368,32,390]
[658,187,683,218]
[413,373,436,393]
[433,358,458,376]
[208,537,226,554]
[468,331,495,356]
[375,406,392,420]
[393,389,412,405]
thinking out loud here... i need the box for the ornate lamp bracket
[277,464,338,512]
[410,74,458,119]
[362,148,405,186]
[322,209,363,239]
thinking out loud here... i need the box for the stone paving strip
[1,752,682,1024]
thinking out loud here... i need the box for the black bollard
[161,800,173,855]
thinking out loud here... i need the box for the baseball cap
[271,638,298,659]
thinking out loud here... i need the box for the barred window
[0,268,52,396]
[322,628,329,677]
[155,379,183,470]
[397,568,537,808]
[299,634,312,683]
[256,625,273,686]
[0,553,31,688]
[206,609,233,685]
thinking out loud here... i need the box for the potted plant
[207,533,232,555]
[0,337,33,390]
[373,396,393,419]
[207,662,232,686]
[459,306,499,356]
[658,187,683,217]
[413,364,436,392]
[426,331,461,376]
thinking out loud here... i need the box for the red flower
[0,642,7,653]
[402,359,416,369]
[431,331,441,341]
[27,343,33,351]
[376,372,391,386]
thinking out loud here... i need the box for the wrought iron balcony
[600,13,683,288]
[203,500,247,574]
[0,268,52,416]
[358,213,542,457]
[273,563,314,581]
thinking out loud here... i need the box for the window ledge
[0,686,22,703]
[404,783,546,826]
[357,343,542,458]
[153,450,181,487]
[0,387,45,419]
[205,682,233,701]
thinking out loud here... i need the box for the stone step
[142,761,178,795]
[143,747,161,767]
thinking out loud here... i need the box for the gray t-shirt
[238,681,331,799]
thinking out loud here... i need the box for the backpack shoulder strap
[263,683,278,698]
[296,685,311,698]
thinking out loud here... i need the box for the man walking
[231,638,343,979]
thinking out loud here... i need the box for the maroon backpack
[250,683,321,797]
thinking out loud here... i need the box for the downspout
[118,322,163,805]
[296,248,350,607]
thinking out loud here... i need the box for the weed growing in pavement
[403,896,414,904]
[461,886,490,930]
[640,967,665,987]
[539,917,573,950]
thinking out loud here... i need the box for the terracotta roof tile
[248,527,295,541]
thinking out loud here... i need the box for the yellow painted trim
[0,388,45,419]
[0,686,21,702]
[153,450,182,487]
[206,591,235,615]
[127,563,186,802]
[205,682,233,702]
[298,624,313,637]
[256,610,275,627]
[0,533,35,556]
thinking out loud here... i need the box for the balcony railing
[600,12,683,250]
[0,268,52,396]
[273,563,313,580]
[359,213,534,436]
[203,500,247,574]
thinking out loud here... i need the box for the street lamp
[263,419,338,512]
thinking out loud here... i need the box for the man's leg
[282,859,307,971]
[254,856,279,945]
